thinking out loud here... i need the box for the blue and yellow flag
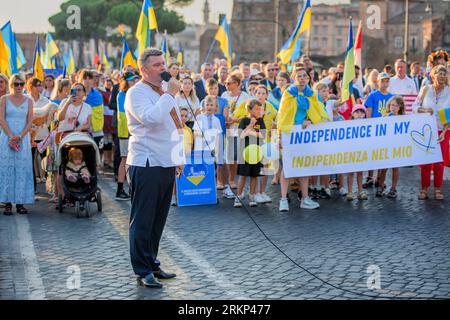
[120,37,138,72]
[438,108,450,126]
[63,48,76,76]
[15,36,27,70]
[161,36,170,62]
[0,30,9,76]
[33,35,45,81]
[85,88,104,133]
[277,0,311,64]
[1,21,18,75]
[177,44,183,65]
[214,16,232,68]
[102,52,111,70]
[341,19,355,102]
[43,32,59,69]
[136,0,158,56]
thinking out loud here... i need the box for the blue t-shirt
[364,90,394,118]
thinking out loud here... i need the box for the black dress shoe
[153,268,176,279]
[137,274,163,288]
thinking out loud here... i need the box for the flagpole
[204,38,216,64]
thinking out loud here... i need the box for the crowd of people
[0,49,449,215]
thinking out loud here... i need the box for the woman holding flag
[277,68,330,212]
[413,65,450,200]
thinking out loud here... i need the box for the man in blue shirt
[364,72,394,118]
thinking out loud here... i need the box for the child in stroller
[65,147,91,186]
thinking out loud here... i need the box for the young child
[347,104,368,201]
[65,148,91,185]
[376,96,405,198]
[171,107,193,206]
[193,95,223,157]
[234,99,266,208]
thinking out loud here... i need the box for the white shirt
[58,101,92,133]
[29,94,50,141]
[125,81,185,168]
[193,113,223,152]
[388,76,418,95]
[175,94,200,122]
[412,85,450,131]
[221,91,250,136]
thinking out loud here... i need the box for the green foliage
[49,0,192,43]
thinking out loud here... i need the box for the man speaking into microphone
[125,48,184,288]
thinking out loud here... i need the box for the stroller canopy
[56,132,102,167]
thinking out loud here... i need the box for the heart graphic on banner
[410,124,435,153]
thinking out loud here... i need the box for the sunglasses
[226,81,236,85]
[13,82,25,87]
[268,68,278,72]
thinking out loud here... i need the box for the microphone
[160,71,172,82]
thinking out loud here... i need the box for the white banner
[281,114,443,178]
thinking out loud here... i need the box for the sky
[0,0,347,33]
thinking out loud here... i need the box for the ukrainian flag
[136,0,158,56]
[33,35,45,81]
[177,44,183,65]
[277,0,311,64]
[277,85,330,133]
[0,30,10,76]
[85,88,104,133]
[102,52,111,70]
[117,91,129,139]
[1,21,18,75]
[214,16,233,68]
[63,48,76,76]
[341,19,355,102]
[16,36,27,70]
[215,16,232,68]
[120,37,138,72]
[438,108,450,126]
[161,36,170,62]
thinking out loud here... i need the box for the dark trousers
[113,134,121,177]
[129,164,175,277]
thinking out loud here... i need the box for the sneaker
[255,193,266,204]
[170,195,177,206]
[358,191,368,200]
[233,197,242,208]
[300,197,320,209]
[375,187,384,197]
[362,176,374,189]
[261,192,272,203]
[116,189,131,201]
[346,193,355,201]
[279,198,289,212]
[222,185,235,199]
[387,188,398,198]
[339,187,347,196]
[248,194,257,207]
[319,188,331,199]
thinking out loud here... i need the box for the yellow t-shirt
[183,126,193,155]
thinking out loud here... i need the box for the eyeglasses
[13,82,25,88]
[268,69,278,72]
[226,81,236,85]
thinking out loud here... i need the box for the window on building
[336,38,342,49]
[323,25,328,34]
[312,38,319,49]
[410,35,418,51]
[314,26,319,34]
[394,36,403,49]
[322,37,328,47]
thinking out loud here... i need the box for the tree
[49,0,193,66]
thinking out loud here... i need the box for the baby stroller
[56,132,102,218]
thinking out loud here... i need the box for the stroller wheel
[96,190,102,212]
[58,195,64,213]
[85,201,91,218]
[75,201,81,218]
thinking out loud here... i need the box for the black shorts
[237,163,262,177]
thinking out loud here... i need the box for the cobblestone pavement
[1,167,450,300]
